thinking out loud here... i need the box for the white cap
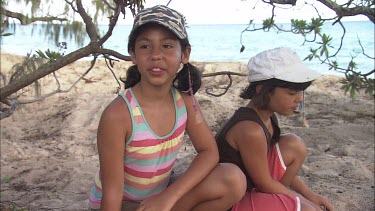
[247,47,322,83]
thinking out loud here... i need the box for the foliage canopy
[240,0,374,99]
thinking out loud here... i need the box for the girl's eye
[139,45,149,49]
[289,90,299,95]
[163,44,173,49]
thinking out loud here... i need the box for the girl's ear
[255,84,263,94]
[129,50,137,65]
[181,46,191,64]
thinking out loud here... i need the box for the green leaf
[342,84,350,93]
[36,50,48,59]
[262,18,274,30]
[350,87,356,99]
[320,46,326,56]
[1,176,12,183]
[1,32,13,36]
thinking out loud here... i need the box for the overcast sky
[7,0,369,25]
[116,0,368,24]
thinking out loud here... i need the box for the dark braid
[123,65,141,89]
[173,63,202,95]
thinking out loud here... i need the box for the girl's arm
[230,121,295,196]
[291,176,334,211]
[231,121,334,210]
[97,97,129,211]
[161,94,219,205]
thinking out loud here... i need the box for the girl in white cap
[216,47,334,211]
[89,5,246,211]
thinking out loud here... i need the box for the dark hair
[123,23,202,95]
[173,63,202,95]
[240,78,312,109]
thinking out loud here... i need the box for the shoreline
[1,52,374,210]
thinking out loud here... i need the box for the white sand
[1,53,374,210]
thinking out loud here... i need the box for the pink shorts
[232,143,301,211]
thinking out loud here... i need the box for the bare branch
[98,2,122,45]
[267,0,297,6]
[96,48,132,61]
[0,71,8,86]
[65,0,78,12]
[264,0,374,23]
[202,71,247,97]
[358,37,375,59]
[202,71,247,78]
[205,75,233,97]
[318,0,374,23]
[329,20,345,58]
[0,100,17,119]
[17,73,61,104]
[1,6,68,25]
[104,58,121,94]
[0,45,94,100]
[18,57,97,104]
[75,0,100,42]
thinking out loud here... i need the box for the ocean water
[1,21,374,75]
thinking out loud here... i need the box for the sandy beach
[1,52,374,210]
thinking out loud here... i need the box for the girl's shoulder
[174,88,191,105]
[228,119,267,151]
[227,108,268,142]
[101,95,130,123]
[231,119,265,138]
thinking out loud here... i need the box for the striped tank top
[89,87,187,208]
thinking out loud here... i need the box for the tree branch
[18,57,97,104]
[0,45,94,100]
[358,37,375,59]
[75,0,99,42]
[0,100,17,119]
[104,58,121,94]
[98,2,122,46]
[318,0,374,23]
[202,71,247,97]
[1,6,68,25]
[0,72,8,86]
[96,48,132,61]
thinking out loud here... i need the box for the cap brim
[275,63,322,83]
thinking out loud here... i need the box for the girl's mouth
[151,68,162,72]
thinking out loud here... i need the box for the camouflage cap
[130,5,188,40]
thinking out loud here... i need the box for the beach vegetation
[0,0,374,119]
[240,0,374,100]
[0,0,142,119]
[1,175,13,183]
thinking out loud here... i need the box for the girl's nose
[151,48,162,61]
[296,91,304,103]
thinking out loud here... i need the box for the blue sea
[1,21,374,75]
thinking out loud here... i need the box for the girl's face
[268,87,303,116]
[129,25,190,87]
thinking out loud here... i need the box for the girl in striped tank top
[89,5,246,211]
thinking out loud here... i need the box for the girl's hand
[310,193,334,211]
[136,192,177,211]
